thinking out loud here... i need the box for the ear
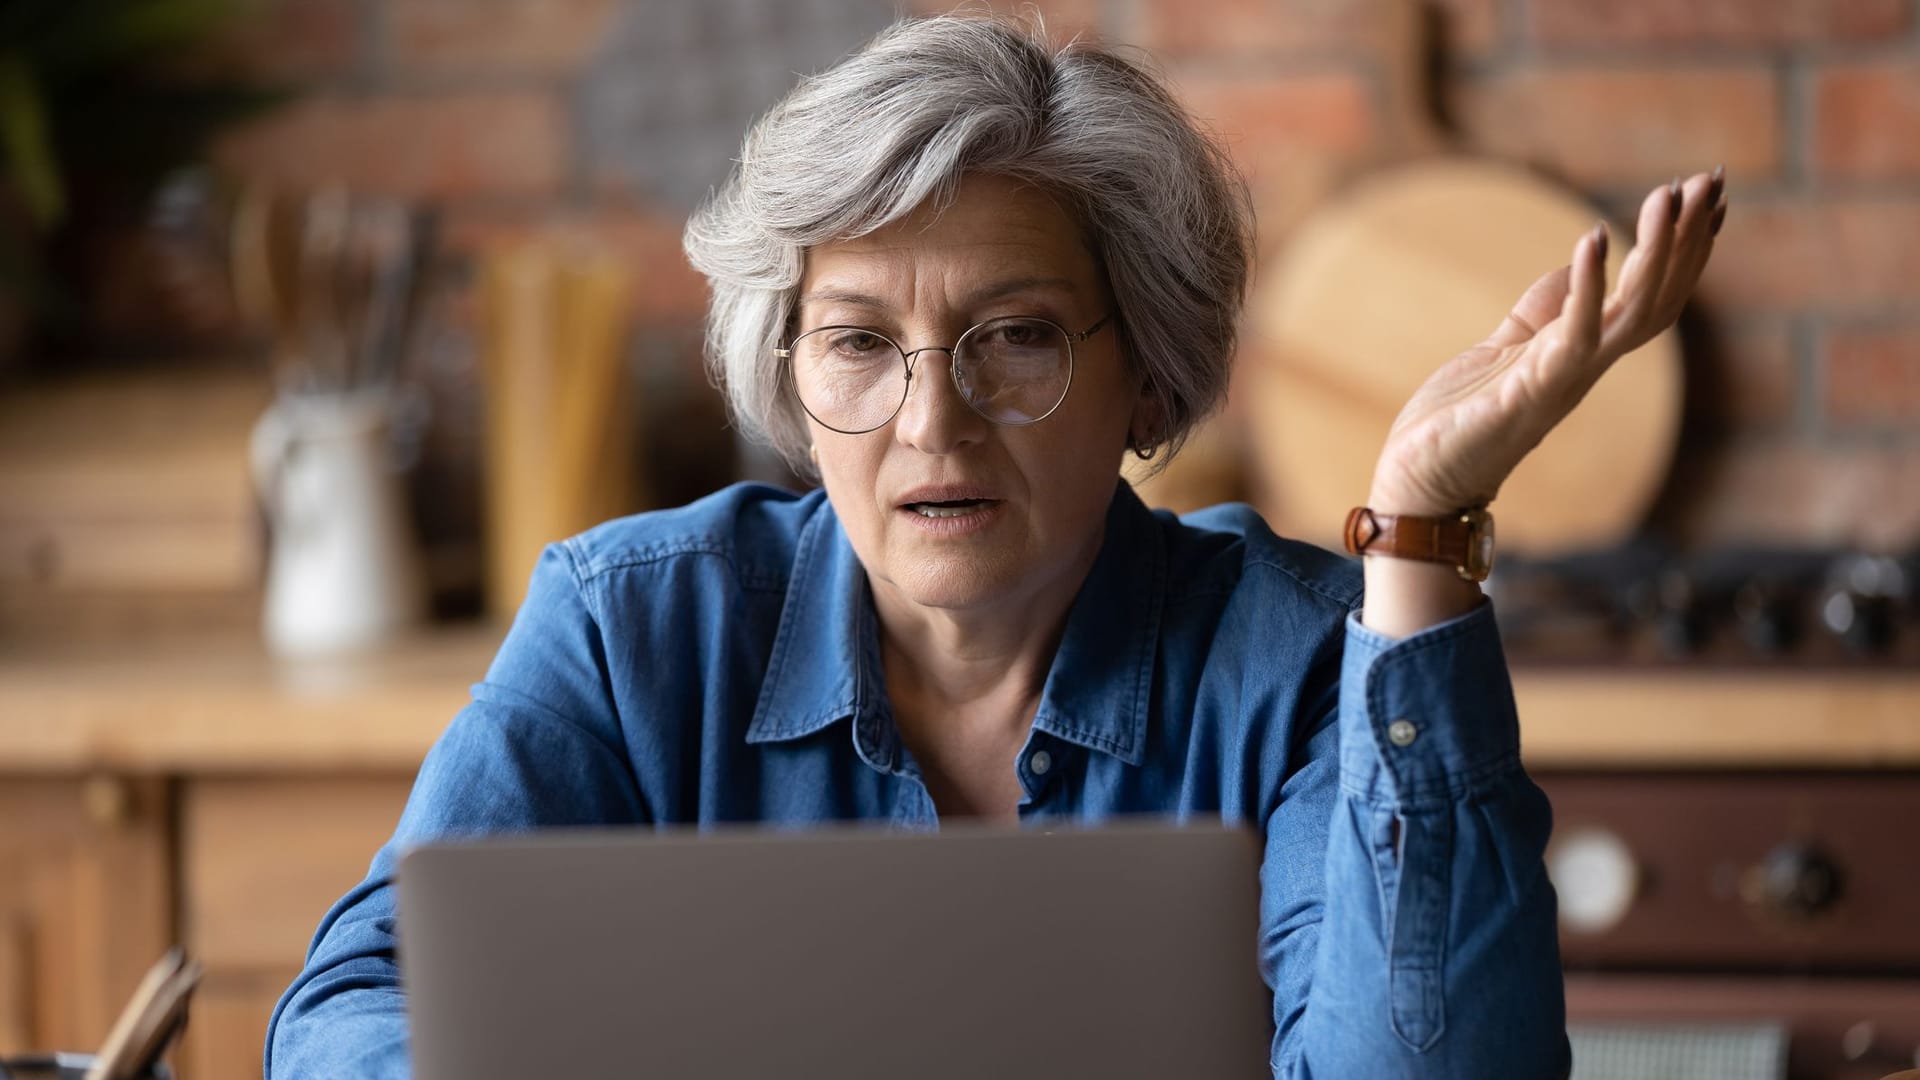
[1127,382,1165,450]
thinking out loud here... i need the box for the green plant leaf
[0,0,271,340]
[0,54,65,228]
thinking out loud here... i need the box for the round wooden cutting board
[1246,155,1683,558]
[1237,0,1684,557]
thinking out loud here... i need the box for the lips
[897,484,1002,518]
[898,484,997,505]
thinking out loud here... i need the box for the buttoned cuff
[1337,598,1522,809]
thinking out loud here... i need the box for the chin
[880,548,1023,611]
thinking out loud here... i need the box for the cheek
[1010,377,1133,518]
[813,437,887,530]
[1052,353,1138,457]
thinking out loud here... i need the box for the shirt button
[1388,719,1419,747]
[1028,749,1053,776]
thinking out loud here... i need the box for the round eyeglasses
[777,312,1114,435]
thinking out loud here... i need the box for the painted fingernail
[1708,163,1725,204]
[1668,177,1683,223]
[1709,199,1727,237]
[1593,222,1608,261]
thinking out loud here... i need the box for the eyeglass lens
[789,316,1073,433]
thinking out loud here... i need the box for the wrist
[1361,557,1483,639]
[1365,480,1484,518]
[1345,494,1497,638]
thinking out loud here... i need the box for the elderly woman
[268,13,1723,1078]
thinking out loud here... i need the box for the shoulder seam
[553,537,605,626]
[570,538,788,593]
[1241,551,1365,611]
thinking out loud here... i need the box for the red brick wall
[212,0,1920,552]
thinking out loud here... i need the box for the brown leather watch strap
[1343,506,1462,564]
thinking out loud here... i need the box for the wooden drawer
[0,775,169,1056]
[180,973,300,1080]
[180,777,414,972]
[177,776,414,1077]
[1542,772,1920,971]
[1567,973,1920,1080]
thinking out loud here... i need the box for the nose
[894,347,987,455]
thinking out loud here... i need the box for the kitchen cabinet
[0,776,170,1058]
[0,629,477,1076]
[175,776,414,1080]
[0,773,412,1079]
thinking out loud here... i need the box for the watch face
[1464,508,1495,580]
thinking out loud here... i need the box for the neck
[871,523,1105,737]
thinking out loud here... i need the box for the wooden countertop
[0,628,500,773]
[1511,667,1920,767]
[1,628,1917,772]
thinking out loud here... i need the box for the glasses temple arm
[1068,311,1116,342]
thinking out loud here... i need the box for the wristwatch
[1343,505,1496,582]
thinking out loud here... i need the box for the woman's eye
[982,322,1044,348]
[829,331,886,355]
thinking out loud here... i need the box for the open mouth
[903,498,999,519]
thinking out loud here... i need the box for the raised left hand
[1367,167,1727,517]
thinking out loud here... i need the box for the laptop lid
[398,821,1272,1080]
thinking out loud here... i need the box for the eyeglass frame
[775,311,1116,435]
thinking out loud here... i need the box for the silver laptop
[398,821,1272,1079]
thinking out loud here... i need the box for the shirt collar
[1029,480,1165,765]
[745,498,881,749]
[745,480,1166,767]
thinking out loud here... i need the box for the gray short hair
[682,11,1253,475]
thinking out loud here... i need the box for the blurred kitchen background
[1,1,1916,1078]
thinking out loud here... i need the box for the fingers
[1485,264,1574,350]
[1485,172,1722,423]
[1522,222,1610,410]
[1599,179,1681,356]
[1601,167,1729,357]
[1656,166,1725,320]
[1564,223,1606,364]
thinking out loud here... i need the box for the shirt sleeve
[1261,597,1570,1078]
[263,543,648,1079]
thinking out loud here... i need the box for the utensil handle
[1377,0,1448,157]
[0,914,34,1053]
[249,401,296,532]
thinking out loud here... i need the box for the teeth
[912,501,985,518]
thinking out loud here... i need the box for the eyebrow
[798,276,1081,312]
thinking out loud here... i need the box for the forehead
[799,173,1099,305]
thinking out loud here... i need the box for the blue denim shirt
[266,480,1569,1078]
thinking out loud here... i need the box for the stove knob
[1743,842,1844,921]
[1733,579,1801,655]
[1821,555,1906,654]
[1626,571,1706,657]
[1822,587,1896,653]
[1546,826,1639,934]
[1839,1020,1920,1072]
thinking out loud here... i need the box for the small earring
[1132,443,1157,461]
[808,445,818,464]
